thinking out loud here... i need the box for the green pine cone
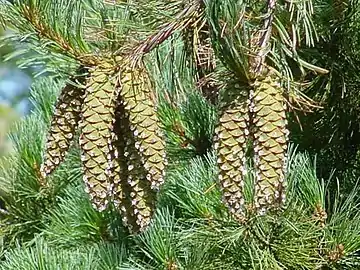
[80,64,117,212]
[111,100,154,233]
[214,92,249,222]
[123,130,155,232]
[251,76,288,213]
[40,81,84,178]
[109,109,135,232]
[120,65,167,191]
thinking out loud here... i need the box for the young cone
[79,63,117,212]
[40,81,84,178]
[251,75,287,212]
[214,90,249,222]
[120,64,167,191]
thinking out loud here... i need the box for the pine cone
[214,91,249,222]
[109,109,136,232]
[111,99,155,233]
[120,65,167,191]
[124,131,155,231]
[251,76,288,213]
[80,64,117,212]
[40,80,84,178]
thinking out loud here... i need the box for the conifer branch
[249,0,277,77]
[21,6,76,55]
[3,1,100,66]
[128,0,203,63]
[22,6,98,65]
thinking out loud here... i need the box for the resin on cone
[111,97,155,233]
[110,103,137,232]
[122,128,155,231]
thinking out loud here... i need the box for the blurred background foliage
[0,19,32,157]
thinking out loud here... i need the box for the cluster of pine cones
[214,75,288,222]
[40,59,289,232]
[40,59,166,233]
[40,53,289,232]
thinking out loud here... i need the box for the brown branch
[190,17,219,104]
[249,0,277,77]
[127,0,203,65]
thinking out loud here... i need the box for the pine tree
[1,0,360,269]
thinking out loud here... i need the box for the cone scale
[40,60,167,232]
[123,131,155,231]
[215,76,288,218]
[79,62,165,231]
[109,63,166,232]
[110,108,136,232]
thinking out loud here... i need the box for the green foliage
[0,114,47,244]
[0,238,129,270]
[0,79,59,245]
[286,148,325,210]
[1,0,360,269]
[2,79,360,267]
[160,153,225,219]
[290,0,360,182]
[158,92,217,161]
[43,184,112,247]
[0,0,188,73]
[206,0,326,82]
[1,239,96,270]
